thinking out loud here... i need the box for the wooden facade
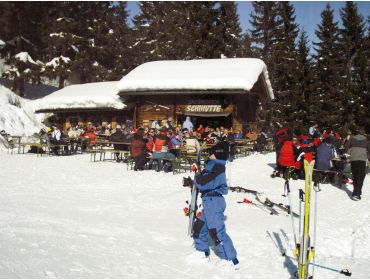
[37,107,131,131]
[119,85,269,132]
[36,60,273,132]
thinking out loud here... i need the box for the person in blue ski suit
[192,141,239,266]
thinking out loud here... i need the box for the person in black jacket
[109,125,128,162]
[345,126,370,201]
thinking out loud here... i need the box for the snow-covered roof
[35,81,125,112]
[117,58,274,100]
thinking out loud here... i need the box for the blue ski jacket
[194,159,228,196]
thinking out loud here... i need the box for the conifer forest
[0,1,369,132]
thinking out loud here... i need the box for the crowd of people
[272,124,370,201]
[42,117,270,170]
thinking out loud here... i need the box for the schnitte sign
[185,105,222,113]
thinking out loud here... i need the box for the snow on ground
[0,152,369,278]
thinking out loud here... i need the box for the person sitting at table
[183,129,201,162]
[81,122,97,145]
[68,125,83,153]
[147,127,175,172]
[50,125,66,155]
[197,124,205,135]
[109,125,128,162]
[147,127,174,159]
[131,128,148,171]
[168,129,181,157]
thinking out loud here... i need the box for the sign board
[185,105,222,113]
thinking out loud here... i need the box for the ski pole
[285,171,297,246]
[308,263,352,277]
[311,181,319,277]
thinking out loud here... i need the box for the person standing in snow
[345,126,370,201]
[314,137,338,184]
[182,116,194,132]
[191,141,239,268]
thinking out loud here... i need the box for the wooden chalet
[117,58,274,131]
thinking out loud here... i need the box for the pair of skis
[230,186,299,217]
[286,156,351,279]
[183,176,200,237]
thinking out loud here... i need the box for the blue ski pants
[194,196,237,261]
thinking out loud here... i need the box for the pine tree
[107,2,135,80]
[41,2,77,88]
[337,1,367,129]
[183,1,222,59]
[240,32,256,57]
[365,17,370,133]
[0,2,45,95]
[313,4,342,128]
[296,31,315,126]
[217,1,243,58]
[270,1,300,127]
[131,1,161,64]
[249,1,279,65]
[249,1,280,128]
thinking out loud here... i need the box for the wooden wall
[131,94,259,132]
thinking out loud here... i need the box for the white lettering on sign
[185,105,222,113]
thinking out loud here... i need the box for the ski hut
[35,81,127,129]
[116,58,274,131]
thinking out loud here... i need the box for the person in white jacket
[182,116,194,132]
[183,129,201,163]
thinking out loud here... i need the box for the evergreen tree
[270,1,300,127]
[313,4,342,128]
[337,1,367,129]
[107,2,136,80]
[217,1,243,58]
[131,1,162,64]
[296,30,315,126]
[0,2,45,95]
[249,1,279,65]
[181,1,222,59]
[240,32,256,58]
[365,17,370,133]
[42,2,77,88]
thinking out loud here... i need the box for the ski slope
[0,152,369,278]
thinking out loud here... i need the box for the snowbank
[117,58,274,100]
[0,85,44,138]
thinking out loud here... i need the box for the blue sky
[126,1,369,48]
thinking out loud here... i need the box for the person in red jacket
[130,128,148,171]
[147,127,174,159]
[277,136,300,179]
[82,122,97,144]
[271,127,290,177]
